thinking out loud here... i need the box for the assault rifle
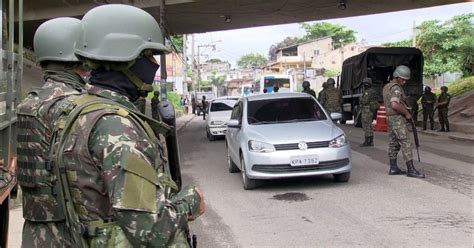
[410,118,421,162]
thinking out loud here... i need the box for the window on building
[314,49,320,55]
[332,61,336,64]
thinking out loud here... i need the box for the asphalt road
[182,117,473,248]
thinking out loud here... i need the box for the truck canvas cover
[340,47,424,94]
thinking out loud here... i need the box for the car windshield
[210,101,235,112]
[247,97,327,125]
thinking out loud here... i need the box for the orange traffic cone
[374,104,388,132]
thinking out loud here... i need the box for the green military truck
[339,47,424,126]
[0,1,23,246]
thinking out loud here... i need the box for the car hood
[209,111,232,122]
[245,120,344,143]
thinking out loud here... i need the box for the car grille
[252,158,349,173]
[273,141,330,150]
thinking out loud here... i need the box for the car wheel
[207,130,215,141]
[333,172,351,183]
[240,153,257,190]
[227,146,239,173]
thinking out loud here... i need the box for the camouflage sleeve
[89,114,201,246]
[389,85,402,103]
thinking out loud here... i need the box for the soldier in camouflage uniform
[382,65,425,178]
[421,86,436,130]
[301,81,316,97]
[0,160,12,189]
[16,18,89,247]
[359,77,377,147]
[151,90,161,120]
[436,86,451,132]
[46,5,204,247]
[320,78,342,116]
[317,82,327,102]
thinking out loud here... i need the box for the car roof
[214,96,239,100]
[246,92,312,101]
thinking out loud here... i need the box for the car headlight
[248,140,275,153]
[210,120,225,126]
[329,134,347,148]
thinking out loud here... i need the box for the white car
[206,96,239,141]
[225,93,352,190]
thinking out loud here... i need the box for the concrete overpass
[22,0,463,49]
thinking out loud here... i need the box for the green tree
[268,36,300,61]
[383,39,412,47]
[300,22,356,48]
[169,35,183,52]
[324,69,340,78]
[237,53,268,68]
[416,13,474,77]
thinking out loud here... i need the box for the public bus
[257,74,295,93]
[241,84,253,96]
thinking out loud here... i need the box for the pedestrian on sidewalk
[436,86,451,132]
[382,65,425,178]
[202,95,208,120]
[421,86,436,130]
[151,90,160,120]
[184,95,190,114]
[191,95,196,114]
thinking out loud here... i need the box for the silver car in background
[225,93,352,190]
[206,96,239,141]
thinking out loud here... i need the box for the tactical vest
[383,81,407,116]
[17,81,81,222]
[51,94,171,247]
[323,87,342,112]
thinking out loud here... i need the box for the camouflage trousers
[22,221,73,248]
[438,108,449,130]
[387,115,413,162]
[361,105,373,137]
[422,106,435,128]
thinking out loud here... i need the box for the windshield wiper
[251,121,277,125]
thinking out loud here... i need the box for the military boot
[446,124,450,132]
[430,123,435,130]
[406,160,425,178]
[368,136,374,146]
[360,136,370,147]
[389,159,405,175]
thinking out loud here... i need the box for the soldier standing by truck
[318,82,327,102]
[359,77,378,147]
[16,17,89,247]
[382,65,425,178]
[320,78,342,116]
[436,86,451,132]
[302,81,316,97]
[421,86,437,130]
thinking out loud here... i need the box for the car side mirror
[330,112,342,121]
[227,119,241,128]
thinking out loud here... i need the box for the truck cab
[339,47,424,126]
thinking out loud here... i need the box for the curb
[177,115,196,132]
[448,134,474,142]
[419,130,474,142]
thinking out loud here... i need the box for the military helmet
[362,77,372,86]
[302,81,310,88]
[154,90,160,95]
[326,78,336,85]
[34,17,81,63]
[393,65,411,80]
[440,86,448,92]
[424,86,432,92]
[75,4,170,62]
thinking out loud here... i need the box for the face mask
[130,56,160,85]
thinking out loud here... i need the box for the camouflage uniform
[320,86,342,115]
[382,80,412,162]
[421,90,436,130]
[437,91,451,132]
[151,92,161,120]
[317,82,327,102]
[17,73,86,247]
[52,85,201,247]
[0,168,12,189]
[360,87,377,138]
[302,88,316,98]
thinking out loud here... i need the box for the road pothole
[271,192,310,202]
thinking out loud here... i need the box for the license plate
[290,155,319,166]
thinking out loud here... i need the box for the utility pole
[412,21,417,47]
[182,34,187,95]
[196,43,217,92]
[191,34,195,95]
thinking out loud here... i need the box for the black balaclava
[89,56,159,101]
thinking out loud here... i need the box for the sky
[191,2,472,68]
